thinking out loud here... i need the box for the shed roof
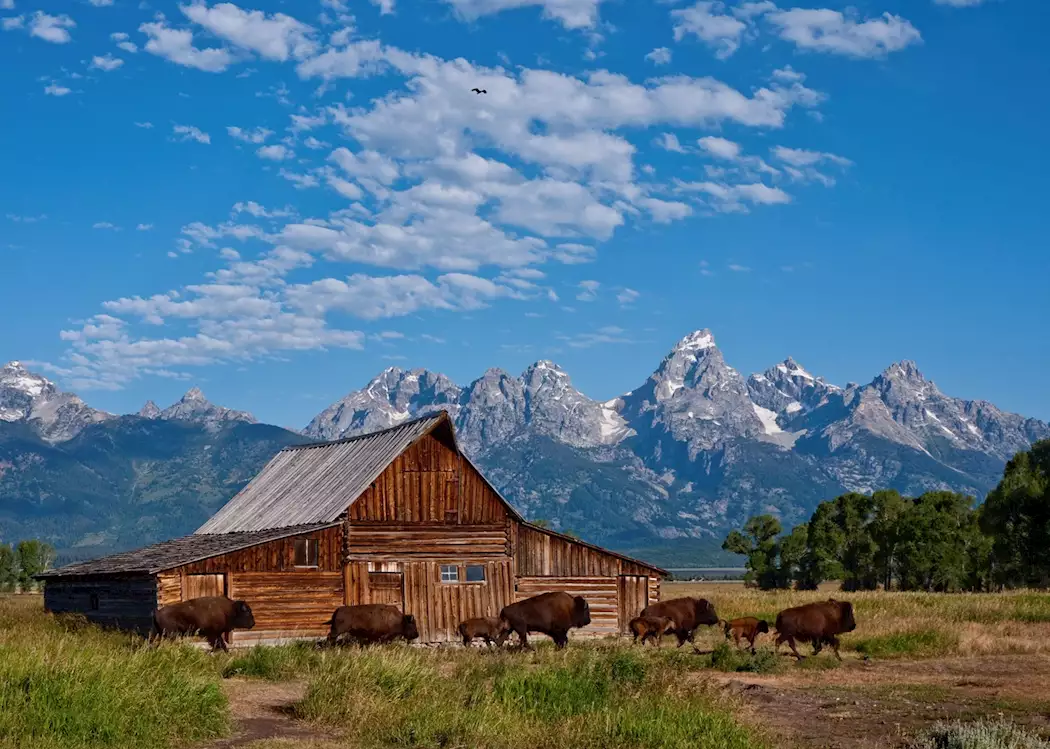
[195,412,454,535]
[36,522,338,579]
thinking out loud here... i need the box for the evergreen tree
[979,439,1050,588]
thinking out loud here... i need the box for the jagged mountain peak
[157,387,256,428]
[673,329,717,354]
[139,401,161,419]
[1,360,112,441]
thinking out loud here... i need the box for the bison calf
[496,591,590,649]
[152,596,255,652]
[324,604,419,647]
[640,596,719,649]
[458,616,503,647]
[774,598,856,661]
[629,615,674,646]
[720,617,770,654]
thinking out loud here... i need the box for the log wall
[229,572,343,644]
[176,525,342,574]
[43,577,157,635]
[514,524,619,577]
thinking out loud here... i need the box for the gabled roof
[36,522,338,579]
[195,412,455,534]
[521,522,668,577]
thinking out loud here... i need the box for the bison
[774,598,856,661]
[496,591,590,649]
[458,616,503,647]
[720,617,770,654]
[324,604,419,647]
[629,615,675,646]
[640,596,719,648]
[152,596,255,652]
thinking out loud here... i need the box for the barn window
[465,565,486,583]
[89,593,99,611]
[294,538,319,567]
[440,564,459,583]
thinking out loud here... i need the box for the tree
[777,523,809,589]
[723,514,782,589]
[16,540,55,591]
[980,439,1050,588]
[797,501,844,589]
[870,489,908,590]
[833,493,879,591]
[895,492,982,592]
[0,544,17,592]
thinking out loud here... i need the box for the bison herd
[150,590,857,660]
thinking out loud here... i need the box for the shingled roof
[196,411,468,535]
[37,522,339,579]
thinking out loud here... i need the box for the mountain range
[2,331,1047,567]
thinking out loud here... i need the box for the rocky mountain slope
[1,332,1046,566]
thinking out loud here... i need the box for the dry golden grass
[665,581,1050,658]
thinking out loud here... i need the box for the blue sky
[2,0,1048,429]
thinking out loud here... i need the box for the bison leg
[812,639,823,656]
[207,633,229,653]
[462,633,472,647]
[551,629,569,649]
[827,635,843,661]
[785,636,804,661]
[674,628,689,648]
[514,627,531,650]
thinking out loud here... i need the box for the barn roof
[196,412,464,535]
[36,522,339,579]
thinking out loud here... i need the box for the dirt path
[715,653,1050,749]
[202,679,335,749]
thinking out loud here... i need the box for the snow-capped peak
[673,329,716,354]
[775,357,815,382]
[1,360,112,441]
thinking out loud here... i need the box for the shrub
[909,720,1050,749]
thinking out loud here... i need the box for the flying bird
[472,87,487,94]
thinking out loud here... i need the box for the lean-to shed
[38,411,666,644]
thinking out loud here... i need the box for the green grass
[0,596,229,749]
[708,642,783,674]
[296,644,769,749]
[223,642,323,681]
[908,720,1050,749]
[853,628,960,659]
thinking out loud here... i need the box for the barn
[37,411,666,645]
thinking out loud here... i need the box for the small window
[465,565,486,583]
[440,564,459,583]
[294,538,319,567]
[89,593,99,611]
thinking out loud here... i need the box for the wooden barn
[38,411,666,645]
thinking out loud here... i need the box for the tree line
[0,539,56,592]
[723,438,1050,592]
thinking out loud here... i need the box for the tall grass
[667,583,1050,658]
[908,720,1050,749]
[296,643,769,749]
[0,595,229,749]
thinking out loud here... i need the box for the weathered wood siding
[176,525,342,574]
[348,435,509,525]
[347,524,509,558]
[43,577,157,635]
[230,572,343,644]
[514,576,619,638]
[156,572,181,607]
[515,525,618,577]
[405,559,514,642]
[617,575,650,634]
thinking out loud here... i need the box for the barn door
[368,572,405,612]
[184,573,227,601]
[617,575,649,634]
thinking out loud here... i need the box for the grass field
[3,583,1050,749]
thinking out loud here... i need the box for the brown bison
[496,591,590,649]
[458,616,503,647]
[720,617,770,654]
[152,596,255,652]
[640,596,719,648]
[629,615,675,646]
[774,598,856,660]
[324,604,419,646]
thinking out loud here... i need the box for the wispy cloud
[576,280,600,302]
[172,124,211,144]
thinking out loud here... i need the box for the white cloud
[766,9,922,58]
[90,54,124,71]
[231,201,294,219]
[933,0,986,5]
[44,83,72,96]
[645,46,672,65]
[698,136,741,161]
[227,125,273,143]
[616,288,639,306]
[441,0,605,30]
[139,19,234,72]
[136,223,154,231]
[771,146,852,168]
[6,213,47,222]
[728,263,750,272]
[557,325,631,348]
[576,279,599,301]
[257,144,294,160]
[285,272,518,320]
[655,133,685,152]
[29,11,75,43]
[371,0,395,14]
[303,136,330,150]
[173,124,211,144]
[677,180,791,212]
[671,1,747,59]
[88,0,114,6]
[289,110,327,133]
[180,2,319,62]
[134,121,154,129]
[111,31,138,53]
[2,15,24,30]
[0,0,14,10]
[279,169,320,189]
[93,222,120,230]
